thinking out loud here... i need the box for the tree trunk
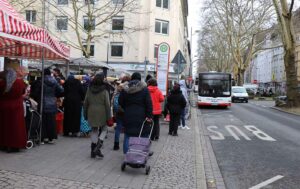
[284,49,300,107]
[236,69,244,86]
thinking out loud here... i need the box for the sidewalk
[0,111,205,189]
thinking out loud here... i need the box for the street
[199,100,300,189]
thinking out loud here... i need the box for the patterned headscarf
[4,68,17,93]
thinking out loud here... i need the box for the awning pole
[39,0,46,144]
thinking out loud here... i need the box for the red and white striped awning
[0,0,70,60]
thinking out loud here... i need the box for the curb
[192,107,207,189]
[270,107,300,116]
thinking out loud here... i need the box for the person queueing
[147,78,164,141]
[31,68,64,144]
[119,72,153,154]
[0,66,27,152]
[112,74,130,150]
[80,75,92,136]
[165,83,186,136]
[63,75,84,137]
[179,80,190,129]
[83,73,112,158]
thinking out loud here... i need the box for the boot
[91,143,96,158]
[113,142,120,150]
[93,140,104,158]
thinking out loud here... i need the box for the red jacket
[148,86,164,115]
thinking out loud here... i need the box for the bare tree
[200,0,275,85]
[45,0,147,58]
[272,0,300,107]
[198,20,233,72]
[10,0,148,58]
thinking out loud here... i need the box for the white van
[232,86,249,103]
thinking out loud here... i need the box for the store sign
[156,42,170,95]
[0,57,4,71]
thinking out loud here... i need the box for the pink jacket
[148,86,164,115]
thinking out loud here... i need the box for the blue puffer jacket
[43,76,64,113]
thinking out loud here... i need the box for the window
[83,16,95,31]
[83,44,95,57]
[56,16,68,31]
[154,45,158,58]
[112,16,124,31]
[25,10,36,23]
[155,19,169,34]
[57,0,68,5]
[156,0,169,9]
[111,42,123,57]
[85,0,94,5]
[112,0,124,4]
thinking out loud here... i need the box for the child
[164,83,186,136]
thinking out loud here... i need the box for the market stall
[0,0,70,146]
[0,0,69,60]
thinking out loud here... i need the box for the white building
[246,34,286,95]
[11,0,190,79]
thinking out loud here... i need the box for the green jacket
[83,85,111,128]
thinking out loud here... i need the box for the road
[199,100,300,189]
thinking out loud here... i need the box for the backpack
[113,93,120,113]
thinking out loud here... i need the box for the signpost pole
[177,52,180,82]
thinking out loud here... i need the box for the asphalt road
[199,100,300,189]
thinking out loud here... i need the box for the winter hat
[131,72,141,81]
[147,78,157,86]
[44,68,51,76]
[173,83,180,91]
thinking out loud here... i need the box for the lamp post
[189,27,200,77]
[103,35,110,77]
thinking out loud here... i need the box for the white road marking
[249,175,284,189]
[207,126,225,140]
[225,125,251,140]
[206,125,276,141]
[244,125,276,141]
[203,111,232,116]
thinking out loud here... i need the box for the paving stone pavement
[0,111,205,189]
[142,121,196,189]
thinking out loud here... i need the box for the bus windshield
[198,73,231,97]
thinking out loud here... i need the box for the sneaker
[48,140,55,144]
[183,126,190,130]
[179,125,183,129]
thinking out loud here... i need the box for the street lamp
[189,27,200,77]
[103,35,110,77]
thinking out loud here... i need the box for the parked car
[232,86,249,103]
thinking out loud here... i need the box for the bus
[194,76,199,93]
[198,72,232,107]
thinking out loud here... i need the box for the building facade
[245,34,286,95]
[245,8,300,95]
[11,0,190,79]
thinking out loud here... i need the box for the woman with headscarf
[30,68,64,144]
[0,67,27,152]
[63,75,84,137]
[83,73,112,158]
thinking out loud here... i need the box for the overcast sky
[187,0,300,59]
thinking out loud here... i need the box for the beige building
[11,0,190,78]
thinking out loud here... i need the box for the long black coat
[63,78,84,134]
[166,89,186,115]
[119,80,153,136]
